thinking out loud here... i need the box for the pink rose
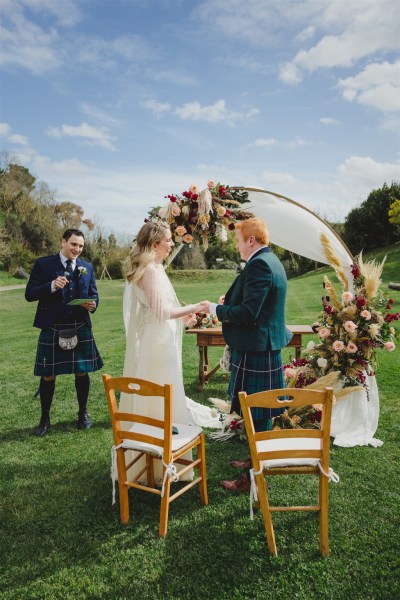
[284,367,297,378]
[342,292,354,304]
[318,327,331,338]
[344,320,357,333]
[384,341,395,352]
[171,204,181,217]
[360,310,371,320]
[346,342,358,353]
[332,340,344,352]
[189,184,199,194]
[207,180,216,189]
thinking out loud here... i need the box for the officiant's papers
[67,298,95,306]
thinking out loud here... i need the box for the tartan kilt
[34,322,103,377]
[228,349,285,426]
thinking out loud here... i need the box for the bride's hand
[194,300,210,314]
[185,313,197,328]
[218,295,225,305]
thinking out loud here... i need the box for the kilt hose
[228,349,285,430]
[34,321,103,377]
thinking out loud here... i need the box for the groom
[25,229,103,436]
[204,217,292,492]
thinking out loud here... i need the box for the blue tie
[65,259,73,279]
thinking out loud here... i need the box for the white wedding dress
[120,262,220,482]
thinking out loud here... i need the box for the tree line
[0,155,398,279]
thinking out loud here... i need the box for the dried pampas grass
[320,233,349,291]
[357,251,386,298]
[323,275,342,310]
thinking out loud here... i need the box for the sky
[1,0,399,238]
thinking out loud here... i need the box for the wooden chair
[239,387,338,556]
[103,374,208,537]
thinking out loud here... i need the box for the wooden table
[186,325,314,391]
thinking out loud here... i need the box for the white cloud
[20,0,82,27]
[80,103,121,126]
[279,1,399,83]
[0,0,61,74]
[47,122,117,150]
[296,26,316,43]
[0,122,30,147]
[0,123,11,136]
[320,117,339,125]
[8,133,29,145]
[140,99,172,115]
[251,136,307,149]
[254,138,277,147]
[279,62,302,85]
[338,61,400,113]
[337,156,400,189]
[175,99,259,124]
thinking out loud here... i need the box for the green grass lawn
[0,249,399,599]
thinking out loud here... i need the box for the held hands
[195,300,211,314]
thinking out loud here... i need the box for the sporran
[58,328,78,350]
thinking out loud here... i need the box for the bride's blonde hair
[123,221,170,284]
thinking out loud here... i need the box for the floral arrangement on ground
[146,180,253,250]
[283,248,398,398]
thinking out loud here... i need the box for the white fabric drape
[331,375,383,447]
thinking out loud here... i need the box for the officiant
[25,228,103,437]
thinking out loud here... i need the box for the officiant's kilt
[34,322,103,377]
[229,349,285,428]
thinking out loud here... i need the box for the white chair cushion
[257,437,321,469]
[121,422,203,455]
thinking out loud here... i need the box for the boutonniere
[78,266,88,277]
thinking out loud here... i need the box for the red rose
[219,186,226,196]
[228,223,235,230]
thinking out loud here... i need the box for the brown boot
[220,473,251,493]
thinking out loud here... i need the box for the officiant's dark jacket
[25,254,99,329]
[216,247,292,352]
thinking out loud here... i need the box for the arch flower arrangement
[145,180,253,251]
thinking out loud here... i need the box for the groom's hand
[197,301,210,314]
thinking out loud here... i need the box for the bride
[121,221,220,482]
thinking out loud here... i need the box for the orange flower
[175,225,187,236]
[183,234,193,243]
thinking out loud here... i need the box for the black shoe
[77,411,92,430]
[34,417,50,437]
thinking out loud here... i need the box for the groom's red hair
[236,217,269,245]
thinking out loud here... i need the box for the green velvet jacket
[216,247,293,352]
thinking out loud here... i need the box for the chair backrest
[238,387,334,471]
[102,374,173,460]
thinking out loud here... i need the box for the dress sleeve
[140,264,197,321]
